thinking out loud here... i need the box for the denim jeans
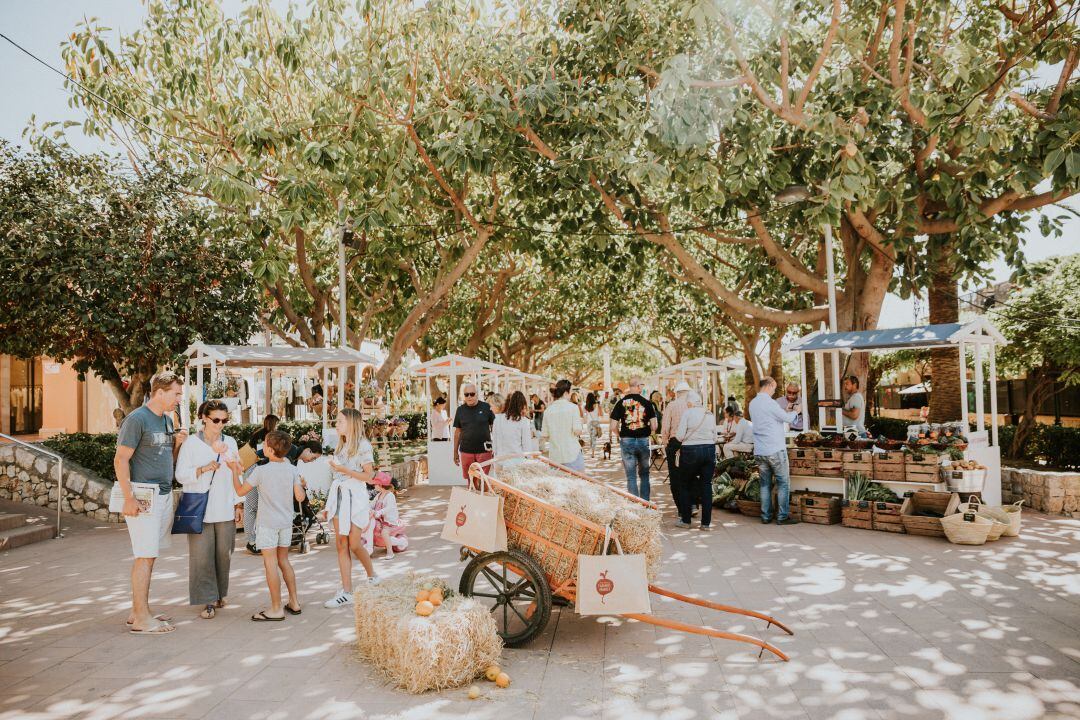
[620,437,651,501]
[756,450,791,521]
[678,444,716,526]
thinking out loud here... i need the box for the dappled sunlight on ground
[1,449,1078,718]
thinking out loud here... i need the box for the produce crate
[800,495,841,525]
[788,448,817,476]
[842,450,874,475]
[905,451,942,484]
[871,501,905,533]
[900,490,960,537]
[788,490,812,522]
[815,448,844,477]
[873,452,906,482]
[841,499,873,530]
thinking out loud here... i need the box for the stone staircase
[0,509,56,551]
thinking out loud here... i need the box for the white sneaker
[323,590,354,608]
[367,576,382,585]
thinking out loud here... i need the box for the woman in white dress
[584,392,604,456]
[175,400,242,619]
[321,408,379,608]
[428,397,450,441]
[492,391,534,472]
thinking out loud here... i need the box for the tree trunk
[927,252,961,423]
[1008,365,1054,458]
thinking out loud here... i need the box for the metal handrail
[0,433,63,539]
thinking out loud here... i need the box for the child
[321,408,379,609]
[230,430,304,621]
[371,472,408,558]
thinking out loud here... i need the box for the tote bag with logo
[577,529,651,616]
[440,482,508,552]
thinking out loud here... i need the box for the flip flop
[125,614,172,627]
[284,604,302,616]
[129,622,175,635]
[251,611,285,622]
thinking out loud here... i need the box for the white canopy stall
[784,317,1008,504]
[409,354,532,485]
[654,356,745,411]
[183,343,378,444]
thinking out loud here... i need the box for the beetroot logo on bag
[455,505,467,532]
[596,571,614,603]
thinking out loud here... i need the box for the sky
[1,1,1076,330]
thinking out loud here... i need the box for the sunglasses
[463,392,476,397]
[204,418,228,424]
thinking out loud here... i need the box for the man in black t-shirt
[452,382,496,483]
[609,378,657,501]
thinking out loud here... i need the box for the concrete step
[0,523,56,551]
[0,512,27,532]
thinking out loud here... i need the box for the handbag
[172,453,216,535]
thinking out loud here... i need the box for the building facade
[0,355,118,437]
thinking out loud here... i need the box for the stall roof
[184,343,377,369]
[409,354,517,377]
[784,318,1006,354]
[656,356,745,377]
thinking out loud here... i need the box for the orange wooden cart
[457,454,793,661]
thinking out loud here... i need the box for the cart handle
[621,613,789,662]
[648,585,794,636]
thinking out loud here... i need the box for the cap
[371,471,393,487]
[674,381,691,393]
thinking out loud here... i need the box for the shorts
[255,527,291,550]
[125,490,174,559]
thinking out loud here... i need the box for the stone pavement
[1,450,1079,720]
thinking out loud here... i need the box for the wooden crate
[788,448,817,476]
[871,501,905,533]
[815,448,844,477]
[905,451,942,483]
[800,495,841,525]
[842,450,874,475]
[841,500,873,529]
[873,452,906,482]
[788,490,811,522]
[900,491,960,537]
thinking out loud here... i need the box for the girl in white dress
[492,391,534,473]
[321,408,379,608]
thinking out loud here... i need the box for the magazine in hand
[108,482,158,516]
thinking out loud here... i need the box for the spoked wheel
[459,549,552,647]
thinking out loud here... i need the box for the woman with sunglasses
[174,400,242,619]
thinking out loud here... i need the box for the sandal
[200,605,216,619]
[284,603,302,616]
[251,610,285,622]
[125,614,172,627]
[215,599,227,609]
[129,622,175,635]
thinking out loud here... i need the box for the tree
[0,141,260,413]
[996,254,1080,458]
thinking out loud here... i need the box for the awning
[184,342,378,369]
[656,356,745,377]
[784,317,1007,354]
[898,382,931,395]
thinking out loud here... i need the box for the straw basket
[737,498,763,518]
[971,502,1010,542]
[941,511,993,545]
[1001,500,1024,537]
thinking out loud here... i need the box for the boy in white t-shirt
[231,431,305,621]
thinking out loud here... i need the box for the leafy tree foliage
[0,140,260,413]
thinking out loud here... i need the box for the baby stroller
[291,494,330,554]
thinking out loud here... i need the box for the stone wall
[1001,466,1080,517]
[0,444,122,523]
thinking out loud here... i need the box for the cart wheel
[298,539,309,554]
[316,532,329,545]
[459,549,552,648]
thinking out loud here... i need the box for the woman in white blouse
[428,397,450,441]
[674,390,718,531]
[175,400,242,619]
[492,391,534,472]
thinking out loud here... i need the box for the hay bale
[498,460,664,581]
[353,574,502,694]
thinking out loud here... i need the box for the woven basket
[737,498,763,518]
[1001,500,1024,537]
[941,511,993,545]
[970,503,1010,542]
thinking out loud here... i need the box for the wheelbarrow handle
[622,613,789,662]
[648,584,794,636]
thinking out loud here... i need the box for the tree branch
[795,0,842,112]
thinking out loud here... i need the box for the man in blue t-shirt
[114,371,187,635]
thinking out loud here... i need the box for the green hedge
[42,433,118,482]
[998,424,1080,470]
[224,412,428,447]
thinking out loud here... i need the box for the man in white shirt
[841,375,866,434]
[722,410,754,458]
[748,376,799,525]
[542,379,585,471]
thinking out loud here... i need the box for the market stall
[653,356,744,410]
[783,317,1007,505]
[409,354,531,485]
[182,343,378,443]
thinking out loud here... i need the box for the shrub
[999,423,1080,470]
[41,432,118,482]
